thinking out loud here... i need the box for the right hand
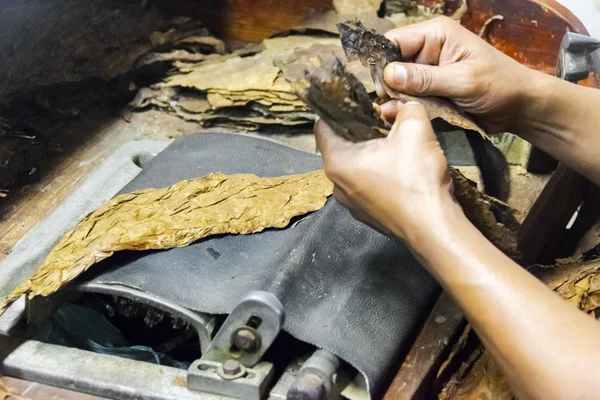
[380,16,541,134]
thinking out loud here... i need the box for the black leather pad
[80,133,440,395]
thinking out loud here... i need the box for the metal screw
[434,315,447,324]
[233,327,261,352]
[217,359,246,380]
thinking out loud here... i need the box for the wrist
[511,69,555,138]
[400,194,466,257]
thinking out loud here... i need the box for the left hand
[314,101,462,244]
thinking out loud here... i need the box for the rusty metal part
[232,327,261,352]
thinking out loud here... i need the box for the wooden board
[0,110,200,262]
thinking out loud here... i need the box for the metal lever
[201,290,284,367]
[187,291,284,400]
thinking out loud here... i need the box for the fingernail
[386,64,407,86]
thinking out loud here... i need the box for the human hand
[379,16,541,134]
[315,101,462,244]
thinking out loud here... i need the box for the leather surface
[79,133,440,395]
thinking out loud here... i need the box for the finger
[313,119,351,161]
[383,62,463,98]
[412,28,446,65]
[374,80,389,99]
[387,102,436,144]
[384,17,457,58]
[379,100,402,124]
[384,23,429,60]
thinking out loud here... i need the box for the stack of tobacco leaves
[130,0,464,132]
[131,36,346,131]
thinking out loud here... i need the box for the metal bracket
[187,291,284,399]
[188,360,274,400]
[201,290,284,367]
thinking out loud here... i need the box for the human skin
[314,16,600,400]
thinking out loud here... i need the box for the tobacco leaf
[298,60,388,142]
[438,257,600,400]
[337,20,510,201]
[337,20,483,134]
[0,171,333,315]
[297,62,518,257]
[0,381,28,400]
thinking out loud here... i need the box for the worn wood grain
[383,293,465,400]
[157,0,334,43]
[0,110,200,262]
[453,0,597,88]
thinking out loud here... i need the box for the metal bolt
[233,327,261,352]
[217,359,246,380]
[223,359,242,375]
[434,315,447,324]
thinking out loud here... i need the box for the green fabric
[34,302,188,369]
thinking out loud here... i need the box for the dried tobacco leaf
[337,20,510,201]
[298,60,388,142]
[297,62,519,257]
[338,21,482,132]
[439,257,600,400]
[0,171,333,315]
[0,381,28,400]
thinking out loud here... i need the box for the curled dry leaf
[297,62,519,257]
[0,171,333,315]
[337,20,510,201]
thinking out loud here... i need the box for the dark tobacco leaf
[336,20,510,201]
[298,59,387,142]
[297,61,518,258]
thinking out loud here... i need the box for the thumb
[384,62,462,98]
[387,101,437,144]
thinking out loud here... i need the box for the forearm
[517,71,600,186]
[406,202,600,400]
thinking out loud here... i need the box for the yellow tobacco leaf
[0,381,28,400]
[0,171,333,314]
